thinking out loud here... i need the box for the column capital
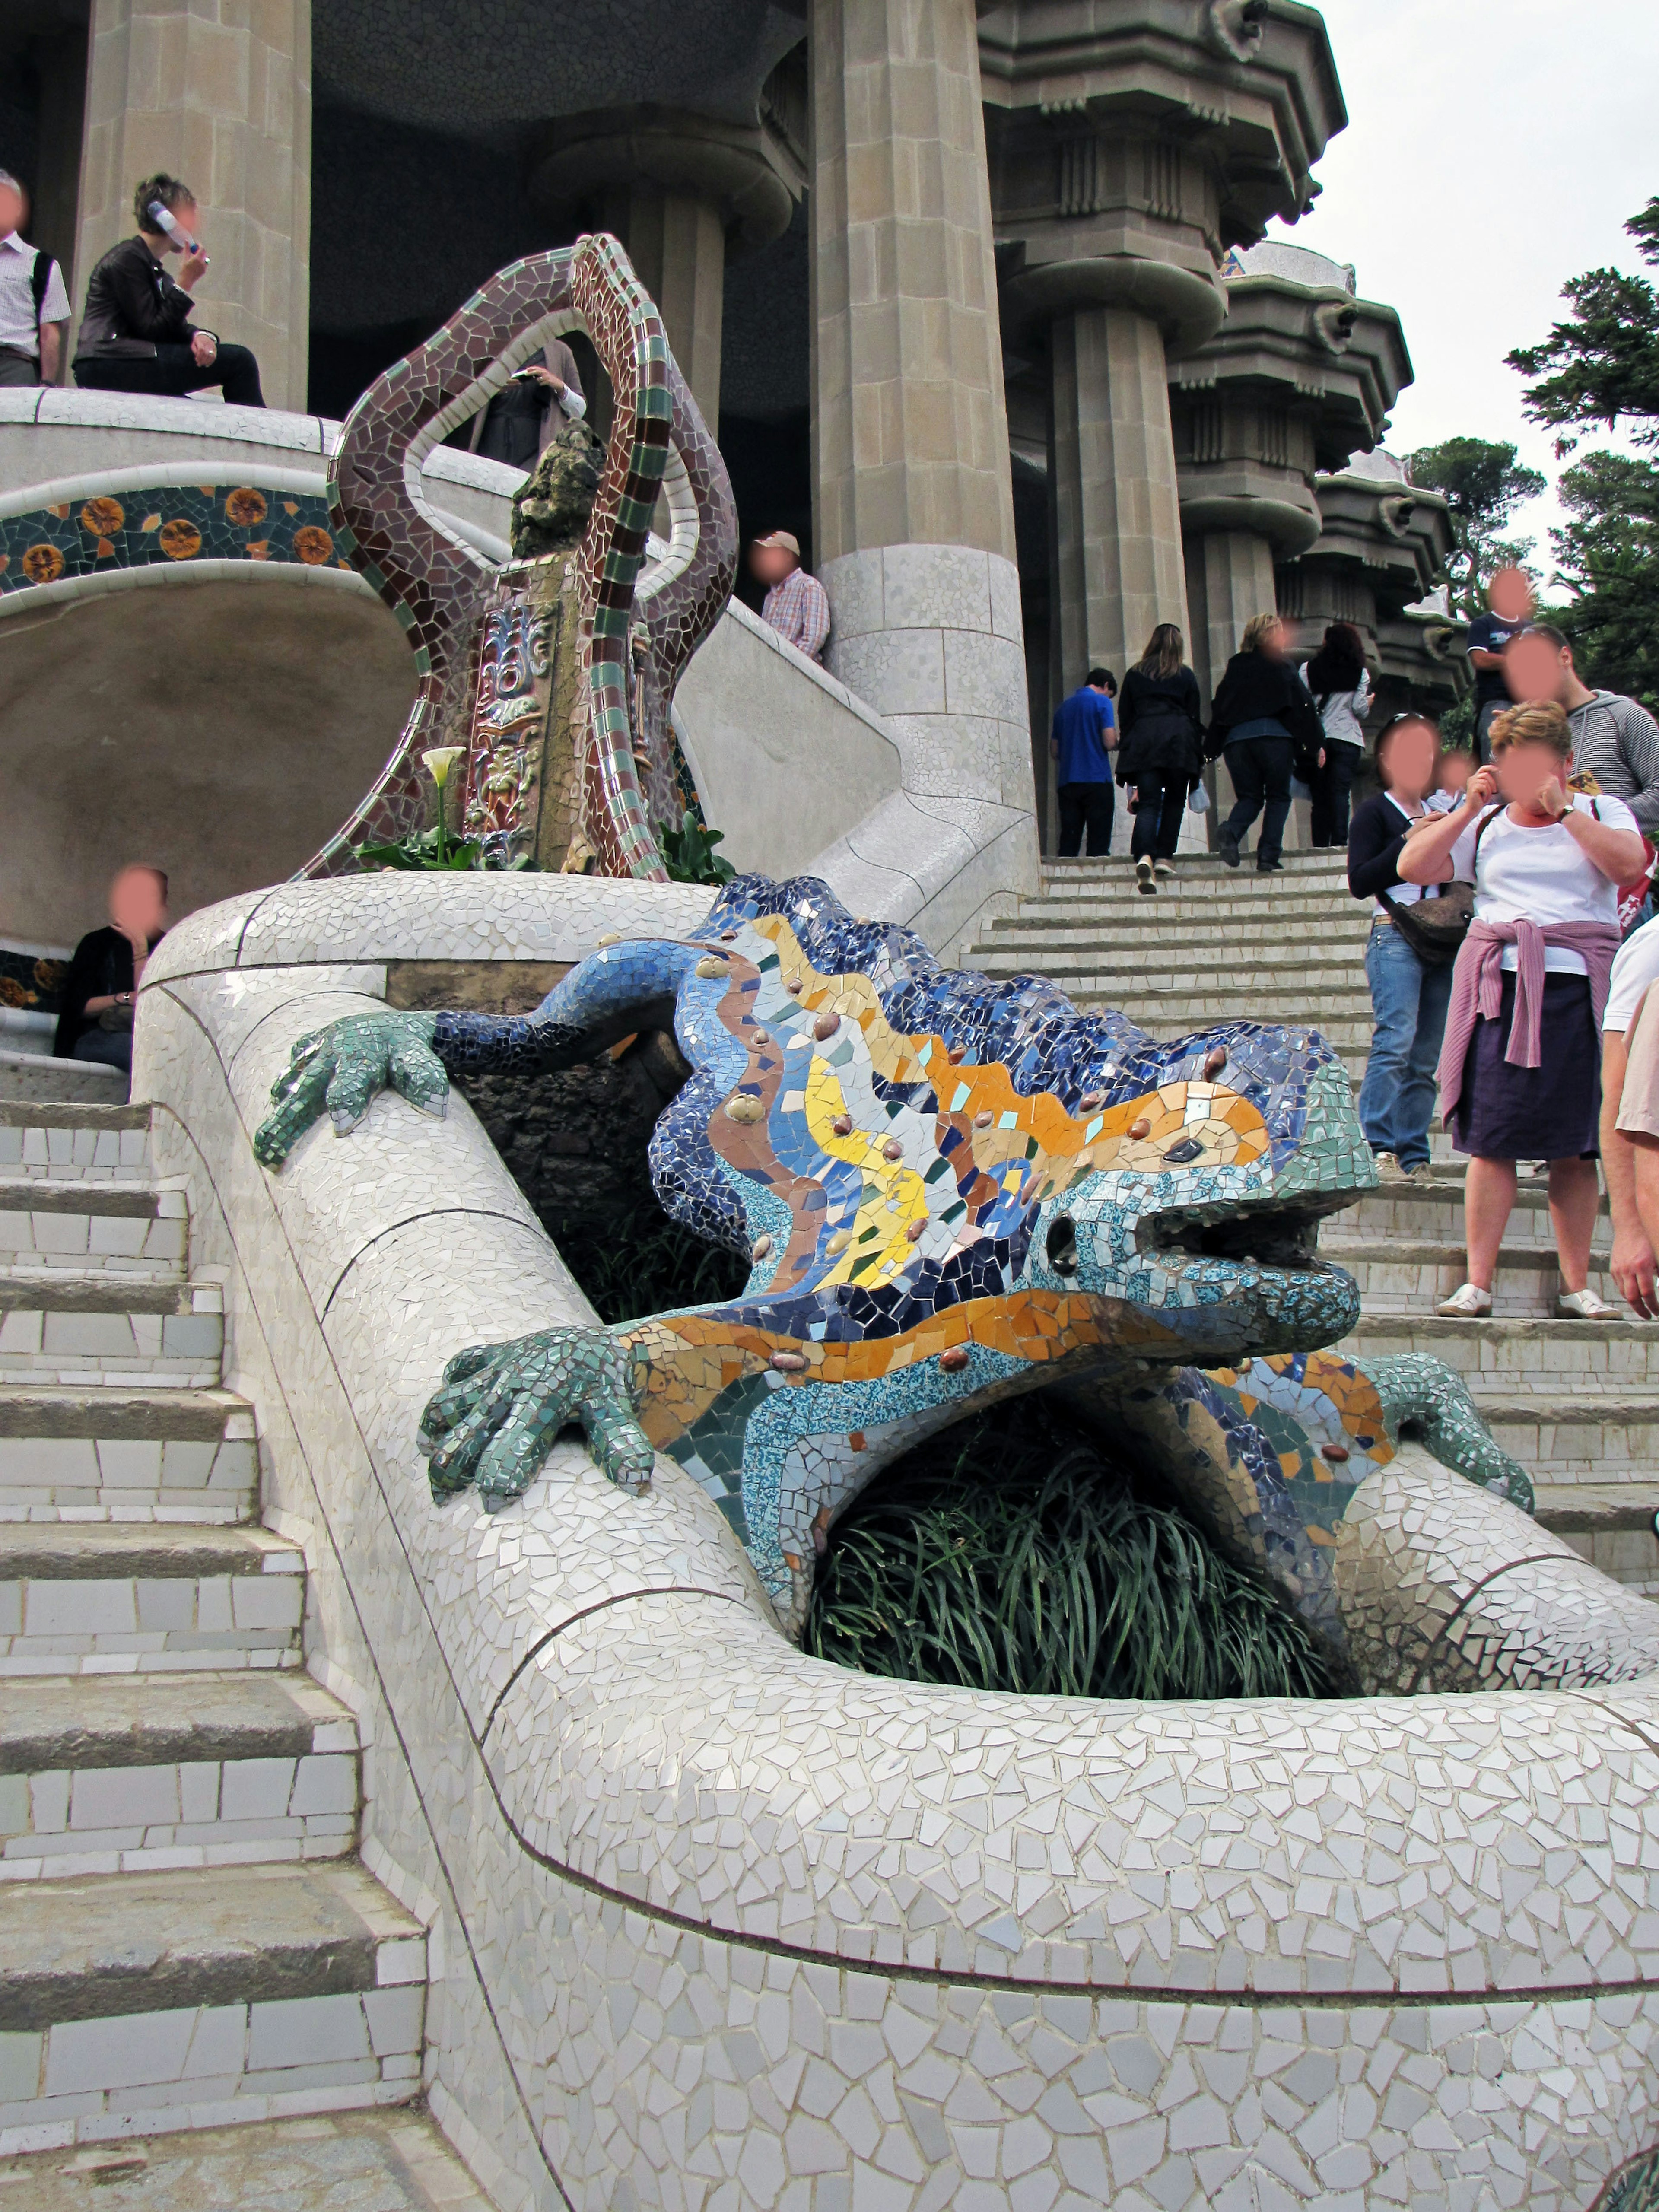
[528,104,800,252]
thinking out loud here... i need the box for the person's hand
[1535,775,1570,822]
[1318,747,1327,769]
[178,248,208,290]
[519,365,562,394]
[1465,764,1500,813]
[191,331,217,369]
[117,926,149,961]
[1611,1221,1659,1319]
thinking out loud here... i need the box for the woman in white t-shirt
[1398,700,1646,1319]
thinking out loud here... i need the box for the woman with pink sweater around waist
[1398,699,1646,1319]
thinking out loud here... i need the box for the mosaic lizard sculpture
[252,876,1531,1644]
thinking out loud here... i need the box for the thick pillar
[74,0,311,409]
[810,0,1034,895]
[1049,305,1189,693]
[604,184,725,429]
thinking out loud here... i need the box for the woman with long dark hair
[1301,621,1371,847]
[1115,624,1203,895]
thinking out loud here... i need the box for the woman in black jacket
[1207,614,1324,872]
[1347,714,1452,1182]
[1115,625,1203,895]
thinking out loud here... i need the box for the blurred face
[1380,720,1437,800]
[108,868,168,939]
[1488,566,1534,623]
[1494,742,1568,810]
[147,194,197,250]
[0,182,21,239]
[1256,621,1286,661]
[1501,629,1571,706]
[1437,751,1471,794]
[749,543,797,589]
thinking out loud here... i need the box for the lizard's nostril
[1047,1216,1079,1275]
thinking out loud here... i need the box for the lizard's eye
[1047,1216,1078,1276]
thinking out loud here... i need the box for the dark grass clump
[556,1198,747,1325]
[804,1402,1334,1703]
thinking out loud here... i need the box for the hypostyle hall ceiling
[312,0,806,134]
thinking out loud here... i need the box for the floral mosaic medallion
[0,483,345,597]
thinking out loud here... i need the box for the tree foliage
[1550,451,1659,712]
[1508,199,1659,455]
[1406,436,1544,617]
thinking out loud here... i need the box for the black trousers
[1131,779,1186,861]
[76,341,265,408]
[1057,781,1114,857]
[1310,741,1360,847]
[1223,737,1294,862]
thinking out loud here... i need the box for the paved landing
[0,2108,491,2209]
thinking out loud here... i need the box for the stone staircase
[0,1100,482,2202]
[970,859,1659,1592]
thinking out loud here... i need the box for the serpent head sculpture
[302,232,738,880]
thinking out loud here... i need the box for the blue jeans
[1356,921,1452,1170]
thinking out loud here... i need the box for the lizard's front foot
[254,1011,445,1167]
[417,1327,654,1511]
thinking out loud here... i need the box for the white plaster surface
[120,870,1659,2212]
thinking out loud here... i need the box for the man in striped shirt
[750,531,831,665]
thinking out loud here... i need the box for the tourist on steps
[1347,714,1452,1184]
[1050,667,1117,858]
[1399,701,1646,1321]
[1207,615,1323,873]
[1595,915,1659,1316]
[1300,621,1372,848]
[1116,624,1202,895]
[73,175,264,407]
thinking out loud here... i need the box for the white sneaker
[1558,1287,1621,1320]
[1136,855,1157,896]
[1154,858,1177,879]
[1436,1281,1493,1317]
[1373,1152,1410,1185]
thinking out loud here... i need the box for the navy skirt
[1449,971,1601,1161]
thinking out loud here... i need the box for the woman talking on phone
[1397,699,1646,1319]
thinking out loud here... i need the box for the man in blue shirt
[1050,667,1116,856]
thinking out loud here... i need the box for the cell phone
[147,200,207,266]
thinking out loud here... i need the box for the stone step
[1342,1313,1659,1392]
[984,923,1373,957]
[1042,853,1349,879]
[1338,1179,1609,1244]
[1534,1483,1659,1594]
[1322,1234,1618,1318]
[0,1672,358,1881]
[0,1525,304,1676]
[0,1181,187,1280]
[0,1387,258,1525]
[1004,890,1365,922]
[0,1861,426,2149]
[0,1052,127,1108]
[974,949,1369,985]
[0,1105,151,1184]
[0,2107,493,2206]
[0,1277,222,1388]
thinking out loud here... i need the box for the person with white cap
[750,531,831,665]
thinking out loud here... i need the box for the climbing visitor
[1465,566,1535,764]
[1398,700,1646,1321]
[1207,614,1323,873]
[1050,666,1117,858]
[468,341,585,469]
[73,175,265,407]
[53,865,172,1086]
[1347,715,1454,1184]
[1115,624,1203,894]
[0,170,70,388]
[750,531,831,665]
[1598,915,1659,1316]
[1300,621,1371,848]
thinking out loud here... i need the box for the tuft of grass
[804,1405,1333,1703]
[555,1198,747,1325]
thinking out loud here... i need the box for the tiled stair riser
[1348,1319,1659,1388]
[0,1117,150,1185]
[0,1425,258,1525]
[0,1190,186,1279]
[0,1293,222,1387]
[0,1534,305,1675]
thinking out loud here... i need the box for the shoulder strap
[29,251,54,318]
[1471,803,1502,864]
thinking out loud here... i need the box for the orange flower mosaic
[79,497,125,537]
[158,518,202,561]
[292,524,334,565]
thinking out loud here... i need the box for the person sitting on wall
[0,169,70,389]
[750,532,831,665]
[1050,666,1118,858]
[73,175,264,407]
[54,865,171,1081]
[467,342,586,470]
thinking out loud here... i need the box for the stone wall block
[880,542,990,635]
[943,627,1027,726]
[829,626,947,718]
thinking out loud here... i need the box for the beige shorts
[1617,989,1659,1140]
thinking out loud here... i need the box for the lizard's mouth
[1134,1191,1354,1279]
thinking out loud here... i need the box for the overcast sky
[1266,0,1659,585]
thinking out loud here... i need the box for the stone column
[1182,531,1278,715]
[74,0,311,409]
[809,0,1035,929]
[531,107,798,434]
[1048,305,1189,694]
